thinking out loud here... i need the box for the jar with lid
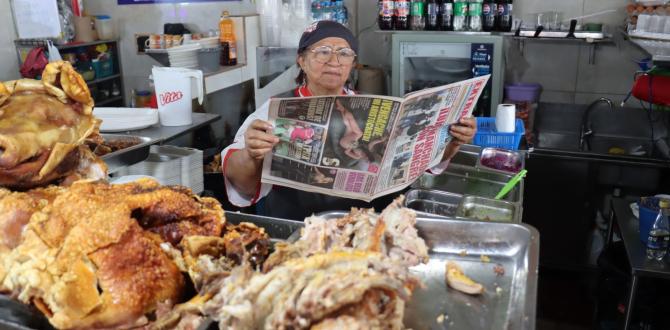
[503,83,542,144]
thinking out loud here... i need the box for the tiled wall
[355,0,648,106]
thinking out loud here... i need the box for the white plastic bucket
[152,67,203,126]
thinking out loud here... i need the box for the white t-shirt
[221,97,452,207]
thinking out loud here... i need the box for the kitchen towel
[496,104,516,133]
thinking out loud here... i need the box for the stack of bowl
[168,43,201,69]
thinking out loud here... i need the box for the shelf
[86,74,121,86]
[56,39,119,50]
[512,33,613,65]
[621,30,670,68]
[376,30,501,36]
[96,96,124,107]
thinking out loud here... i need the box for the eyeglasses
[308,46,357,65]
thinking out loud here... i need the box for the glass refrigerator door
[392,34,503,117]
[399,42,473,95]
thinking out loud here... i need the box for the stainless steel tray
[100,134,155,173]
[404,189,463,218]
[456,195,519,223]
[0,211,539,330]
[412,166,524,205]
[316,211,539,330]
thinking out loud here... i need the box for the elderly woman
[222,21,476,219]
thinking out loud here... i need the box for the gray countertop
[612,198,670,279]
[122,113,221,144]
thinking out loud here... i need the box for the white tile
[583,0,629,29]
[575,42,641,95]
[507,41,580,92]
[0,1,19,81]
[540,90,576,104]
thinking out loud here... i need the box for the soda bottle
[482,0,497,31]
[647,200,670,261]
[426,0,439,30]
[453,0,468,31]
[496,0,512,32]
[410,0,426,30]
[379,0,394,30]
[395,0,411,30]
[468,0,482,31]
[439,0,454,31]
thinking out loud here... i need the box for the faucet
[579,97,614,151]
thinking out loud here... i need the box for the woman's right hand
[244,120,279,161]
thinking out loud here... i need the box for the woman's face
[298,37,355,93]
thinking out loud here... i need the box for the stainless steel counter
[122,112,221,144]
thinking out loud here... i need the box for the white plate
[94,107,159,132]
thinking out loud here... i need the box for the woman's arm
[225,120,278,197]
[441,117,477,161]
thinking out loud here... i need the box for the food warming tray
[0,211,539,330]
[315,211,538,330]
[100,134,155,173]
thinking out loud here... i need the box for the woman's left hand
[449,117,477,146]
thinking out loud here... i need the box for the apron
[258,87,403,220]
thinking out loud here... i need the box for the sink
[533,103,669,161]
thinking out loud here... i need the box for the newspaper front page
[261,75,490,201]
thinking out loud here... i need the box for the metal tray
[412,166,524,204]
[316,211,539,330]
[0,211,538,330]
[456,195,519,223]
[100,134,155,173]
[404,189,463,218]
[478,148,526,175]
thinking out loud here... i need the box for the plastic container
[198,47,222,73]
[505,83,542,102]
[94,15,115,40]
[505,83,542,145]
[92,56,114,78]
[473,117,525,150]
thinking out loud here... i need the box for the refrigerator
[392,33,504,117]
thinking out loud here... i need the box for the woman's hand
[449,117,477,146]
[244,120,279,160]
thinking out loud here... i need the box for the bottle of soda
[482,0,497,31]
[439,0,454,31]
[426,0,439,30]
[379,0,394,30]
[496,0,512,32]
[395,0,411,30]
[453,0,468,31]
[410,0,426,30]
[468,0,483,32]
[647,200,670,261]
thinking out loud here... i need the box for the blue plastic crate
[473,117,525,150]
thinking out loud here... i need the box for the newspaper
[261,75,490,201]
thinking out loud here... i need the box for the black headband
[298,21,358,54]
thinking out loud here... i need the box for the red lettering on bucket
[159,91,183,106]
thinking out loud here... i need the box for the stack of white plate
[127,153,182,186]
[152,145,204,194]
[197,37,220,49]
[168,43,201,69]
[93,107,159,132]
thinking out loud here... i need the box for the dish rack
[473,117,525,150]
[125,145,204,194]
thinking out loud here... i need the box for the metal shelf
[86,73,121,86]
[621,30,670,68]
[511,33,613,65]
[95,95,124,107]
